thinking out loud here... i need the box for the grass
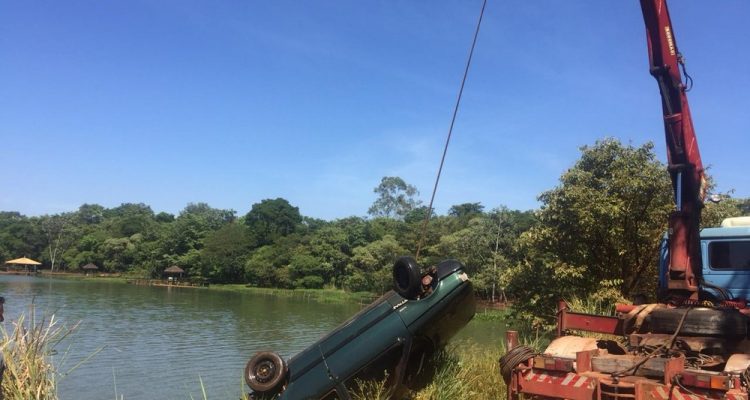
[204,284,379,304]
[349,335,549,400]
[412,343,506,400]
[472,307,510,322]
[0,311,79,400]
[42,272,380,305]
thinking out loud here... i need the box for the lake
[0,275,506,399]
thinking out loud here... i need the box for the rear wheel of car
[648,307,747,337]
[245,351,288,395]
[393,256,422,300]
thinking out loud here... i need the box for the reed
[0,311,77,400]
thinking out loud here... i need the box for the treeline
[1,139,748,323]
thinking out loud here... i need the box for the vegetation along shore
[2,139,748,325]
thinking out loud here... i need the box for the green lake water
[0,275,506,399]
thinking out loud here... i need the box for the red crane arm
[639,0,707,296]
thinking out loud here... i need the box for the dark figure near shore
[0,296,4,322]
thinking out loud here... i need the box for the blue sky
[1,1,748,220]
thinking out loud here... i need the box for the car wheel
[245,351,288,394]
[648,307,747,337]
[393,256,422,300]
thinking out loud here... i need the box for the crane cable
[415,0,488,261]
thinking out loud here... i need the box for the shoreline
[26,271,511,313]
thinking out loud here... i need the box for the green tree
[244,198,302,246]
[307,226,350,288]
[39,213,79,271]
[288,253,329,288]
[77,204,105,225]
[702,195,747,227]
[448,202,484,219]
[245,242,295,287]
[506,139,673,321]
[347,235,406,293]
[201,223,252,282]
[0,212,41,262]
[368,176,422,220]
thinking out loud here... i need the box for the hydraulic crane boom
[640,0,707,297]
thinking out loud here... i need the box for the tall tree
[368,177,422,220]
[39,213,77,271]
[244,198,302,246]
[506,139,673,317]
[201,223,252,282]
[448,202,484,219]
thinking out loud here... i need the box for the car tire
[245,351,288,394]
[648,307,747,337]
[393,256,422,300]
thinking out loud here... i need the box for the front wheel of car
[245,351,288,395]
[393,256,422,300]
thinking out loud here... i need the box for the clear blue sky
[1,1,748,220]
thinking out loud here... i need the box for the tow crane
[499,2,750,400]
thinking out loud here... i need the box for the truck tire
[499,345,536,383]
[648,307,747,337]
[245,351,288,395]
[393,256,422,300]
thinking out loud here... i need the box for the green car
[244,257,476,399]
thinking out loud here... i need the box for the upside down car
[244,256,476,399]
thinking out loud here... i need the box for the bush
[295,275,324,289]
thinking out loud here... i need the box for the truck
[499,1,750,400]
[660,218,750,302]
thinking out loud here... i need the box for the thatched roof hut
[82,263,99,271]
[164,265,185,280]
[164,265,184,274]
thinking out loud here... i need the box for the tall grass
[0,311,78,400]
[412,343,506,400]
[214,285,377,304]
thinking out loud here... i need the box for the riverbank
[39,272,511,310]
[37,271,382,305]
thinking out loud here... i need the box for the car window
[708,240,750,270]
[344,343,404,393]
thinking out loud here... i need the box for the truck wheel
[393,256,422,300]
[648,307,748,337]
[245,351,287,394]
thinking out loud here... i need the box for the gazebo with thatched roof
[164,265,185,283]
[81,263,99,276]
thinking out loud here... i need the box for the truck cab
[659,217,750,300]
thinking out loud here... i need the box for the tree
[347,235,406,293]
[77,204,105,225]
[244,198,302,246]
[448,202,484,219]
[39,213,78,271]
[201,223,253,282]
[506,139,673,321]
[702,196,747,228]
[430,207,533,300]
[105,203,156,237]
[307,226,350,288]
[0,212,41,262]
[368,177,422,220]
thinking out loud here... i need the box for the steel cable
[414,0,488,260]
